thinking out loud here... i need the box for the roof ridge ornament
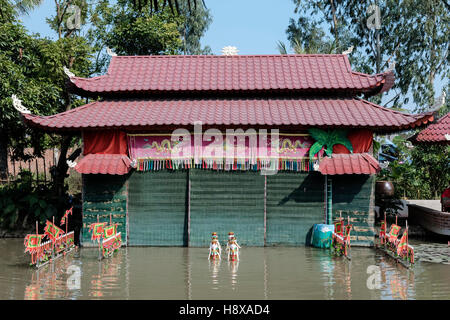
[342,46,354,55]
[11,94,31,114]
[106,47,117,57]
[63,66,75,78]
[221,46,239,56]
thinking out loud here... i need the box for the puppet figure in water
[227,232,241,261]
[209,232,222,260]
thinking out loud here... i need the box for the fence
[1,148,61,185]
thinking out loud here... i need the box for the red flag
[60,207,73,226]
[89,222,107,241]
[397,230,408,255]
[44,220,64,243]
[24,234,44,254]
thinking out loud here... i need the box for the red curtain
[333,129,373,154]
[83,131,128,155]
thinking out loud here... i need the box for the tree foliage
[87,0,211,57]
[378,132,450,200]
[284,0,449,111]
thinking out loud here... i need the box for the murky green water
[0,239,449,300]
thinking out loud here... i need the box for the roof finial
[342,46,354,55]
[221,46,239,56]
[63,66,75,78]
[11,94,31,114]
[106,47,117,57]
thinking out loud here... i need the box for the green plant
[308,128,353,158]
[0,169,59,229]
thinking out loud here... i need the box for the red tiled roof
[319,153,380,175]
[75,154,132,175]
[415,113,450,143]
[68,55,393,96]
[23,97,433,132]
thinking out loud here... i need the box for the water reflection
[208,259,221,290]
[377,257,416,300]
[228,261,239,289]
[24,257,75,300]
[0,239,449,300]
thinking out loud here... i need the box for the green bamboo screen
[127,170,188,246]
[189,170,265,247]
[265,172,325,245]
[81,174,128,247]
[332,175,375,246]
[82,170,374,247]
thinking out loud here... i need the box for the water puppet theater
[18,53,434,247]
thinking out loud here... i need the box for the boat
[331,214,352,260]
[407,204,450,236]
[375,214,415,268]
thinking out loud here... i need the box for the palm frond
[309,141,323,159]
[277,41,289,54]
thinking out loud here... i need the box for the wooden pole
[264,175,267,246]
[52,216,55,261]
[43,157,46,184]
[406,220,409,260]
[65,209,68,247]
[35,158,39,184]
[97,215,102,260]
[35,220,39,266]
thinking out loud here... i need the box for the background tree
[177,0,212,55]
[43,0,94,201]
[0,21,60,181]
[283,0,449,111]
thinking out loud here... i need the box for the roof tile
[319,153,381,175]
[415,113,450,143]
[24,97,434,132]
[69,55,393,95]
[75,154,132,175]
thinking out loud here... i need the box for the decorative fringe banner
[129,132,321,172]
[136,158,315,172]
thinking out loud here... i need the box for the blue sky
[20,0,296,54]
[200,0,296,55]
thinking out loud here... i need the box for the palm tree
[0,0,43,22]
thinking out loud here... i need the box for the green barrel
[310,224,334,249]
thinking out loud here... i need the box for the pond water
[0,238,449,300]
